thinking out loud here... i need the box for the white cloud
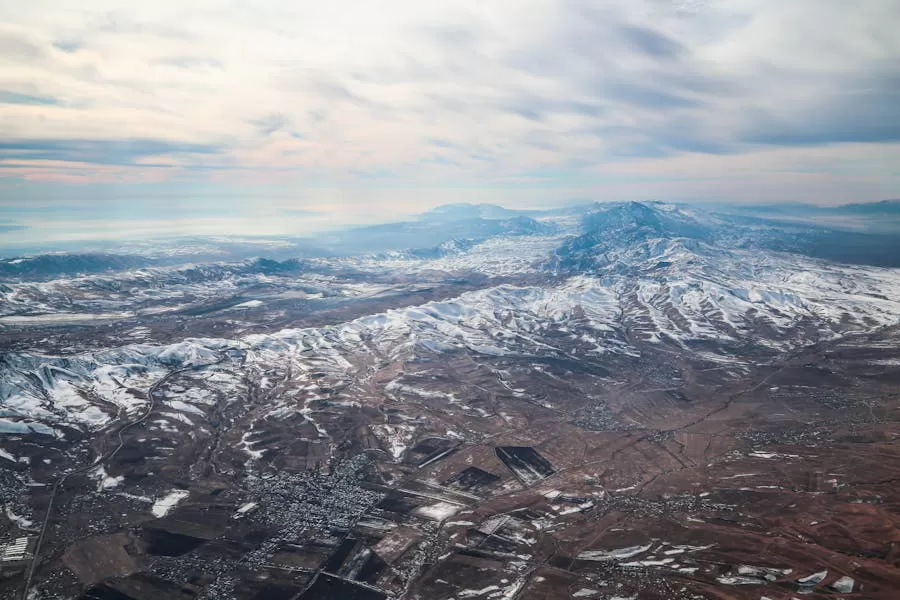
[0,0,898,214]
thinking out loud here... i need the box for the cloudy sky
[1,0,899,246]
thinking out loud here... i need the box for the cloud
[250,113,295,137]
[0,139,222,166]
[0,0,897,221]
[0,26,48,61]
[280,208,322,217]
[740,63,900,146]
[156,56,224,70]
[618,24,686,60]
[0,91,59,105]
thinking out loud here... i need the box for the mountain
[418,203,523,221]
[709,199,900,237]
[0,253,157,280]
[314,213,558,255]
[832,198,900,214]
[1,200,900,599]
[555,202,715,271]
[556,200,900,269]
[709,199,900,218]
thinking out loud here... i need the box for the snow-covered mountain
[3,201,900,600]
[3,202,899,437]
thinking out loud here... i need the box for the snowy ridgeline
[2,234,900,436]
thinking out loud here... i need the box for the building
[0,536,36,579]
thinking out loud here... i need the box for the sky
[1,0,899,247]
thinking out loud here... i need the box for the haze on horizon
[1,0,899,248]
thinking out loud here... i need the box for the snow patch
[151,489,190,518]
[414,501,461,522]
[577,543,652,562]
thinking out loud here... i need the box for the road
[19,365,187,600]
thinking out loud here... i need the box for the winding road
[19,366,187,600]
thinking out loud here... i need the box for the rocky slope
[1,202,899,600]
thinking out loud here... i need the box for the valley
[0,202,898,600]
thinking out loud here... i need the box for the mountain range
[0,200,899,599]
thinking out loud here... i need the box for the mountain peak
[419,203,519,222]
[554,201,715,272]
[581,201,707,237]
